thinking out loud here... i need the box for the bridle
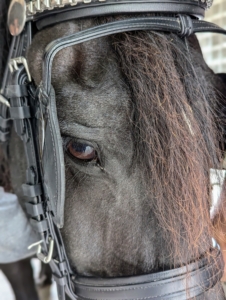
[0,0,226,299]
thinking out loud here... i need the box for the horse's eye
[67,141,97,161]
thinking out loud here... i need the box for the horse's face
[27,20,156,277]
[26,17,223,278]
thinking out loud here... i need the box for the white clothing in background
[0,187,39,263]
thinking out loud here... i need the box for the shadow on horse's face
[27,20,156,277]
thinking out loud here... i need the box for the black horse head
[1,1,226,299]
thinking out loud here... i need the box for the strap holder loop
[22,183,42,197]
[25,202,44,217]
[9,106,31,119]
[30,219,48,233]
[5,84,28,98]
[53,274,67,286]
[178,14,194,37]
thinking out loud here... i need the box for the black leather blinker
[40,86,65,228]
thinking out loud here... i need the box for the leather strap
[41,86,65,228]
[5,84,28,98]
[72,250,223,300]
[41,16,226,95]
[35,0,206,30]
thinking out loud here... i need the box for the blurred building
[198,0,226,73]
[198,0,226,219]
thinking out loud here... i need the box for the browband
[27,0,210,24]
[34,0,207,30]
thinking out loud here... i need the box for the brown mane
[105,18,225,267]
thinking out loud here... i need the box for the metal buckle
[28,239,43,250]
[28,238,54,264]
[8,57,32,82]
[37,238,54,264]
[0,94,10,107]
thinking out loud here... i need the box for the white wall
[197,1,226,211]
[198,0,226,73]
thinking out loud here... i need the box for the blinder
[0,0,226,299]
[39,86,65,228]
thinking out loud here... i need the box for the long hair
[102,15,226,267]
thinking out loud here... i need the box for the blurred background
[198,0,226,73]
[198,0,226,232]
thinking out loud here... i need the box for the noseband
[0,1,225,299]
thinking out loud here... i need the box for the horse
[1,0,226,299]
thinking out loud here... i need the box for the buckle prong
[37,238,54,264]
[0,94,10,107]
[8,57,32,82]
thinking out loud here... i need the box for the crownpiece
[25,0,212,18]
[7,0,214,35]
